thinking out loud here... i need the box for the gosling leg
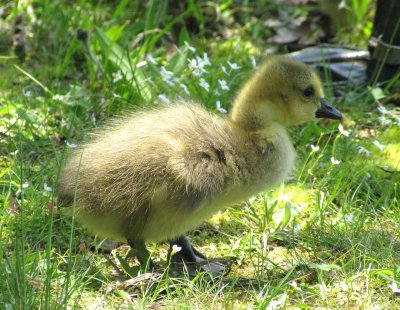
[170,236,206,262]
[126,238,154,269]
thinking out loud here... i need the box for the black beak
[316,98,342,120]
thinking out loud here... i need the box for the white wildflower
[163,77,175,87]
[112,92,121,99]
[145,77,157,88]
[52,94,67,101]
[160,67,175,86]
[383,166,389,171]
[184,41,196,53]
[44,182,53,192]
[388,282,400,294]
[177,47,185,57]
[310,144,320,152]
[92,113,97,126]
[250,56,257,68]
[22,182,29,189]
[377,106,389,114]
[216,100,227,114]
[366,173,371,179]
[188,58,197,70]
[331,157,340,165]
[227,60,240,70]
[160,66,173,78]
[380,115,392,126]
[338,124,350,137]
[157,94,171,105]
[112,70,123,83]
[22,89,33,98]
[188,57,208,77]
[372,140,386,151]
[357,146,370,157]
[202,52,211,66]
[146,54,158,65]
[199,78,210,92]
[289,280,298,288]
[218,79,229,91]
[192,69,203,77]
[344,214,353,223]
[171,244,182,254]
[220,64,228,75]
[180,83,190,95]
[338,0,345,9]
[66,141,78,148]
[195,55,211,69]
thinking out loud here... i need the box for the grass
[1,0,399,308]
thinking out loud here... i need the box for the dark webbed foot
[168,236,231,277]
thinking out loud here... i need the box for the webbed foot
[168,236,231,277]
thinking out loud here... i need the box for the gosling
[58,56,342,272]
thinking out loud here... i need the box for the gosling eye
[303,86,314,98]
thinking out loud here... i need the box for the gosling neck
[229,98,286,131]
[229,71,287,130]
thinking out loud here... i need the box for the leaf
[112,0,128,19]
[94,27,152,102]
[166,45,188,76]
[106,23,128,42]
[310,263,340,271]
[178,26,191,47]
[277,203,292,230]
[369,87,386,100]
[115,253,140,277]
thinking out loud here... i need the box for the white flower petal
[218,79,229,91]
[388,282,400,293]
[310,144,320,152]
[331,157,340,165]
[220,65,228,75]
[344,214,353,223]
[157,94,171,105]
[44,182,53,192]
[378,106,389,114]
[112,70,123,83]
[172,244,182,253]
[23,89,33,98]
[180,83,190,95]
[202,52,211,66]
[184,41,196,53]
[215,100,227,113]
[199,78,210,92]
[227,60,240,70]
[338,124,350,137]
[53,94,67,101]
[250,56,257,68]
[66,141,78,148]
[146,54,158,65]
[372,140,386,151]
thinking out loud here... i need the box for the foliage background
[1,0,399,308]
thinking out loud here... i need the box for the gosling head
[231,56,342,129]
